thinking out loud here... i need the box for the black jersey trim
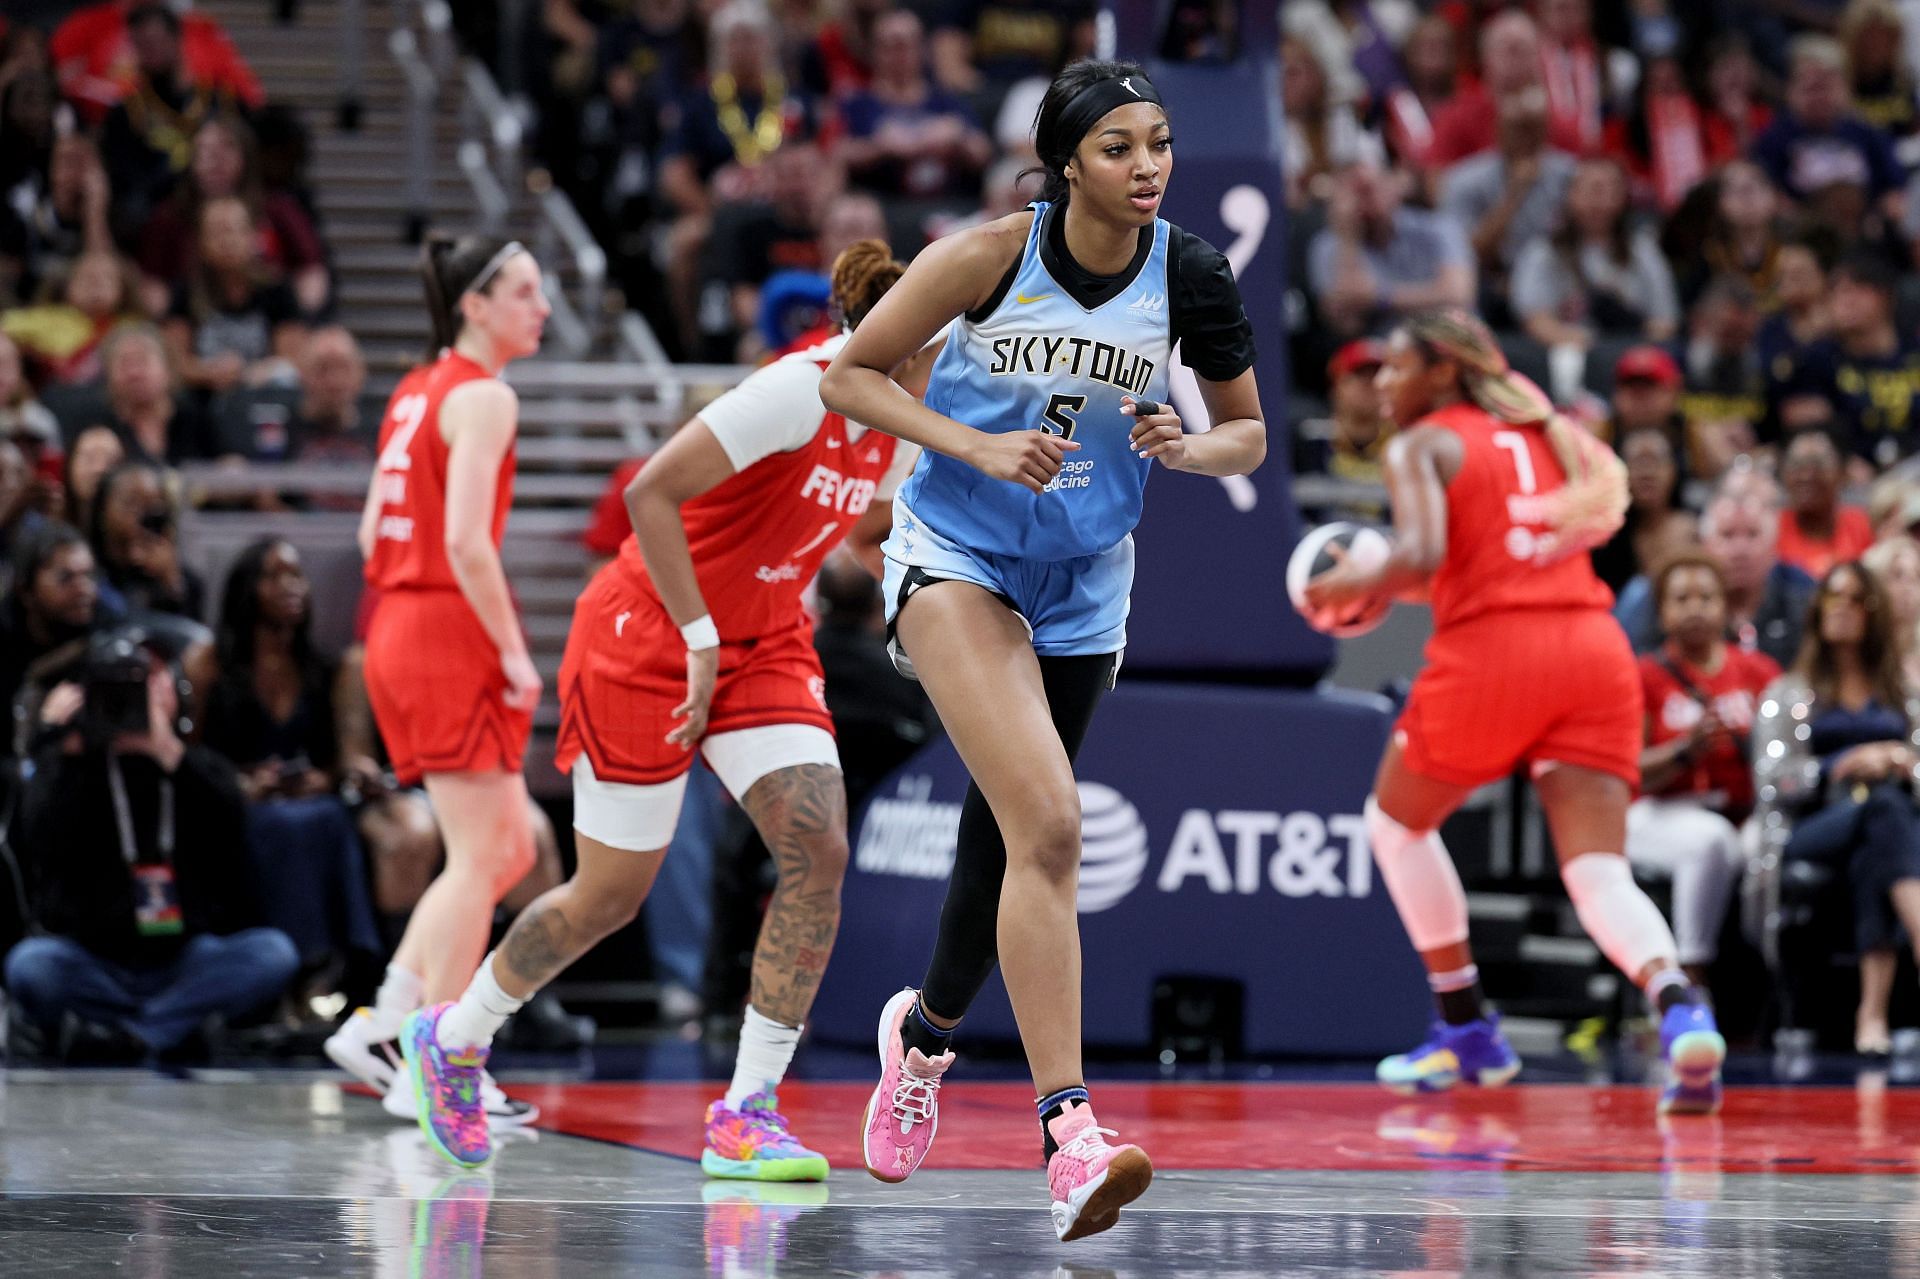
[967,257,1021,324]
[1037,202,1156,312]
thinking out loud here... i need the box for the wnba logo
[1076,783,1150,913]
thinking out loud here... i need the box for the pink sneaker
[1046,1101,1152,1242]
[861,988,955,1183]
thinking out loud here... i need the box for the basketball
[1286,521,1394,637]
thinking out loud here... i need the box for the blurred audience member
[1760,561,1920,1056]
[1864,534,1920,688]
[700,141,839,361]
[1680,161,1786,311]
[1441,86,1576,313]
[1380,15,1462,174]
[1752,36,1903,225]
[0,332,58,448]
[1281,36,1385,210]
[1428,12,1581,168]
[63,424,123,536]
[96,4,244,239]
[1756,234,1835,393]
[840,11,991,203]
[1609,51,1744,214]
[204,538,382,992]
[1839,0,1916,143]
[1510,155,1680,352]
[1793,253,1920,470]
[803,0,886,99]
[1630,552,1779,990]
[84,324,218,466]
[1292,339,1394,523]
[1534,0,1604,154]
[136,114,330,316]
[0,132,113,308]
[88,460,203,620]
[51,0,262,122]
[1591,423,1696,594]
[929,0,1097,112]
[1777,427,1875,577]
[1309,163,1474,339]
[217,325,371,472]
[4,250,140,388]
[163,197,305,397]
[1678,278,1766,474]
[1618,486,1814,667]
[0,522,108,726]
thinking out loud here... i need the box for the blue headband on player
[1049,74,1165,170]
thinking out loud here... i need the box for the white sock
[725,1006,802,1109]
[437,952,526,1051]
[371,964,423,1028]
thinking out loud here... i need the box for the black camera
[80,630,153,745]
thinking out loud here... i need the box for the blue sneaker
[1659,1003,1725,1115]
[1377,1016,1522,1094]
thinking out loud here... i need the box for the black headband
[1049,73,1165,168]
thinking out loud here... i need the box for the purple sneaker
[1659,1003,1725,1116]
[399,1003,493,1169]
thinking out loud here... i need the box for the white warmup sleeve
[874,441,922,500]
[696,357,829,473]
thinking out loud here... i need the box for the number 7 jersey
[364,350,514,592]
[1421,402,1614,631]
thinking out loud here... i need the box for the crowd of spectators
[1289,0,1920,1053]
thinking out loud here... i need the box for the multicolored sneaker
[383,1064,540,1127]
[862,988,955,1183]
[1659,1002,1726,1116]
[701,1179,829,1275]
[1045,1101,1152,1242]
[399,1003,492,1170]
[702,1090,830,1182]
[325,1005,404,1092]
[1377,1016,1522,1094]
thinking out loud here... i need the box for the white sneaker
[383,1062,540,1127]
[324,1006,405,1091]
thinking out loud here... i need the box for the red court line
[503,1081,1920,1175]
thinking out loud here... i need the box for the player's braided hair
[1402,307,1628,555]
[829,239,905,330]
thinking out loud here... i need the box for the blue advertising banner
[810,681,1432,1057]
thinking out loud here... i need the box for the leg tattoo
[497,898,587,992]
[740,763,848,1026]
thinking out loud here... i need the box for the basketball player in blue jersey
[822,58,1266,1241]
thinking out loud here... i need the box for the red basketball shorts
[363,588,533,784]
[555,566,835,788]
[1396,607,1642,790]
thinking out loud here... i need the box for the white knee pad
[1561,852,1679,979]
[1365,797,1469,952]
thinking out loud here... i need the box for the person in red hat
[1295,339,1394,521]
[1608,345,1686,448]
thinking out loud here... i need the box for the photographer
[2,629,296,1061]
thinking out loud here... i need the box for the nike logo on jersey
[1015,292,1055,304]
[615,611,631,637]
[825,437,842,448]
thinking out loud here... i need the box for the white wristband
[680,615,720,651]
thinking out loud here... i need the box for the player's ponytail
[829,239,905,331]
[1402,308,1629,555]
[1028,57,1163,208]
[419,232,523,356]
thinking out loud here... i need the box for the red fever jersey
[612,384,897,640]
[1422,402,1616,631]
[365,351,515,592]
[1637,645,1782,815]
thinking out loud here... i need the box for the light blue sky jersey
[901,203,1173,561]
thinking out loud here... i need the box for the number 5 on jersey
[1042,393,1087,440]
